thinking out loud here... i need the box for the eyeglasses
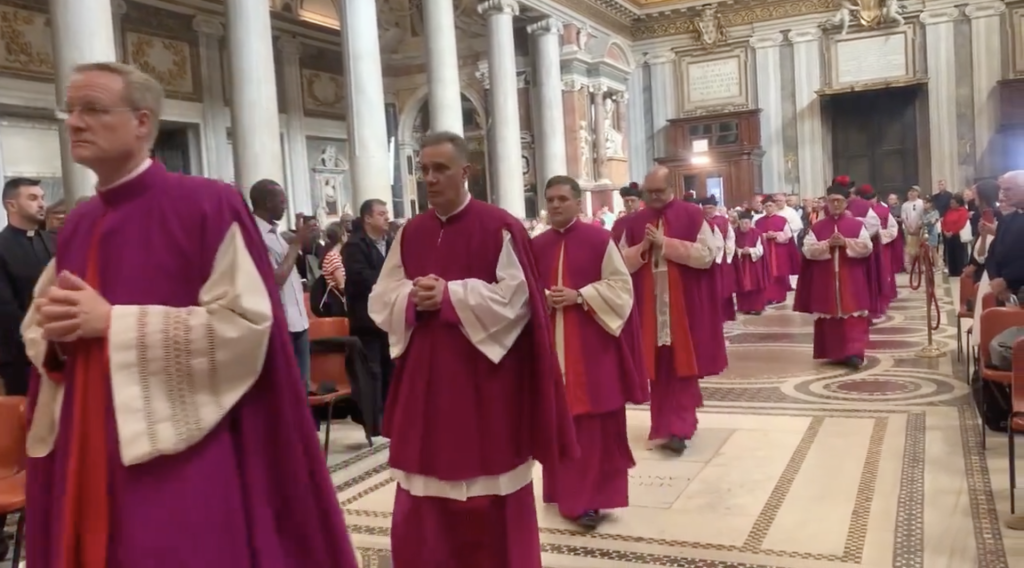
[56,104,135,120]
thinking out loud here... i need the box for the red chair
[0,396,27,565]
[304,294,353,457]
[978,307,1024,453]
[956,273,976,362]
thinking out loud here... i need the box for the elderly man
[21,62,357,567]
[987,171,1024,304]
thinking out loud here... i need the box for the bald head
[999,170,1024,208]
[643,166,673,210]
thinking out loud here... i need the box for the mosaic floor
[4,275,1024,567]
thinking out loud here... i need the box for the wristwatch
[576,291,584,305]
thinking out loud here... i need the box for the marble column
[789,28,825,197]
[423,0,463,135]
[225,0,284,193]
[49,0,118,200]
[528,18,566,187]
[339,0,393,209]
[479,0,525,218]
[591,85,608,182]
[278,36,314,216]
[967,1,1006,177]
[646,52,677,159]
[752,33,785,193]
[626,67,647,181]
[193,16,231,181]
[922,7,962,190]
[112,0,127,62]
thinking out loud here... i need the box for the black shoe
[844,356,864,369]
[575,510,606,531]
[662,436,687,455]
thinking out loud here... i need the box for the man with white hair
[21,62,358,566]
[987,170,1024,304]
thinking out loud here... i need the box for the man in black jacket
[987,172,1024,304]
[342,199,395,403]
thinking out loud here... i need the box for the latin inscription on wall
[681,53,748,114]
[834,33,909,85]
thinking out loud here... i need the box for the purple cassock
[872,203,898,308]
[25,161,358,567]
[531,220,649,520]
[375,199,577,568]
[611,211,634,244]
[754,214,793,304]
[793,214,873,362]
[848,197,894,318]
[706,215,737,321]
[734,227,768,313]
[621,199,726,443]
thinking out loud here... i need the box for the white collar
[436,192,471,221]
[555,218,577,233]
[97,158,152,191]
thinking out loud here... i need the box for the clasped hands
[827,232,846,248]
[37,271,112,342]
[641,224,664,251]
[411,274,447,311]
[546,286,578,310]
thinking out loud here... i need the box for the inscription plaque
[835,34,908,84]
[687,57,742,104]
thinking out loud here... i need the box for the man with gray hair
[20,62,357,566]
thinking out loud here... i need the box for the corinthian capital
[478,0,519,18]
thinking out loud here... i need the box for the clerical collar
[98,158,153,192]
[435,192,471,221]
[3,224,42,237]
[554,218,577,233]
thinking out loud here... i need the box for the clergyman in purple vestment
[793,180,874,368]
[700,197,737,321]
[754,200,793,305]
[367,132,577,568]
[533,176,649,530]
[22,62,358,568]
[733,211,768,314]
[847,185,898,319]
[620,167,726,456]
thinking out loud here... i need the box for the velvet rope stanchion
[909,238,945,358]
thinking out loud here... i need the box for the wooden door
[830,87,919,200]
[153,128,192,174]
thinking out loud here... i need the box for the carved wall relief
[125,32,195,97]
[301,69,345,118]
[0,5,54,80]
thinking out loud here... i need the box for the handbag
[310,274,347,318]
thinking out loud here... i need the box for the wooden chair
[0,396,27,565]
[979,307,1024,454]
[956,272,976,362]
[304,294,353,457]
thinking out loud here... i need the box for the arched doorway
[403,92,488,214]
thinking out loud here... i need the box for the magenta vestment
[706,214,737,321]
[754,214,792,304]
[734,227,768,313]
[26,162,358,567]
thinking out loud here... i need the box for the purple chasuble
[26,162,358,567]
[734,227,768,293]
[754,214,792,302]
[385,198,577,480]
[622,199,727,379]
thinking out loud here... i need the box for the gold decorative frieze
[631,0,836,40]
[0,5,54,80]
[302,69,345,118]
[125,32,194,96]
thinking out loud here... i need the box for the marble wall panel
[779,41,799,191]
[0,3,53,81]
[953,17,976,184]
[122,1,200,101]
[301,69,346,119]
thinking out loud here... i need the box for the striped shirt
[322,249,345,288]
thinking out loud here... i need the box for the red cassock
[847,198,897,318]
[733,226,769,313]
[619,199,727,443]
[531,220,649,519]
[706,214,738,321]
[793,215,874,362]
[367,198,577,568]
[754,213,793,304]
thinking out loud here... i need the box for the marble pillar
[592,85,608,183]
[752,33,785,193]
[528,18,566,187]
[339,0,393,209]
[194,16,232,181]
[789,28,825,197]
[226,0,284,194]
[626,67,647,181]
[479,0,525,217]
[112,0,127,62]
[922,8,962,189]
[49,0,119,199]
[279,36,314,216]
[423,0,463,135]
[646,52,677,159]
[967,1,1007,177]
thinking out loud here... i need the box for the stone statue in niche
[822,0,906,35]
[317,144,347,169]
[312,144,350,217]
[579,121,593,181]
[695,4,727,50]
[576,24,592,51]
[603,98,624,158]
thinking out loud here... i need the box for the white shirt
[254,215,309,333]
[901,198,924,232]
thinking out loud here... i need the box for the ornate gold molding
[302,69,346,118]
[0,5,53,80]
[126,32,194,96]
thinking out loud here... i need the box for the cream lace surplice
[22,222,274,466]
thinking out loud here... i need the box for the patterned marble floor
[325,274,1023,568]
[5,275,1023,568]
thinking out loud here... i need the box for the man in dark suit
[342,199,395,403]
